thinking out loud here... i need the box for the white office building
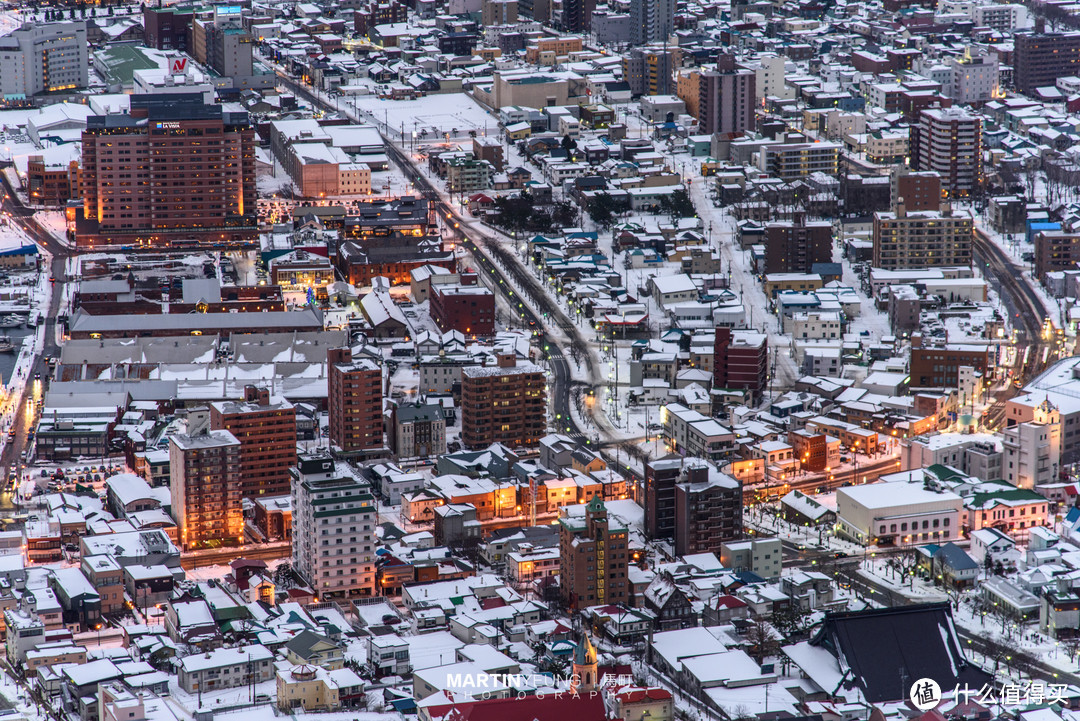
[0,22,88,100]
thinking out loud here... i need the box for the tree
[587,192,627,230]
[273,561,298,589]
[550,199,578,228]
[745,615,780,664]
[659,188,695,223]
[560,134,578,159]
[771,605,814,640]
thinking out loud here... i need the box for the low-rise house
[284,630,344,670]
[177,645,274,693]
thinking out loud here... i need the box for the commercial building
[559,496,629,610]
[629,0,674,45]
[623,47,674,97]
[388,403,447,459]
[461,354,546,449]
[0,22,88,100]
[430,284,495,337]
[946,49,999,105]
[143,6,194,51]
[763,213,832,274]
[209,385,297,500]
[328,348,384,455]
[674,461,742,556]
[292,455,377,598]
[169,429,242,551]
[713,327,768,403]
[77,94,257,249]
[909,344,990,388]
[1015,33,1080,95]
[697,56,756,136]
[872,205,973,269]
[836,479,964,545]
[910,108,982,198]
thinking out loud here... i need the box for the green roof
[94,45,163,87]
[970,488,1046,509]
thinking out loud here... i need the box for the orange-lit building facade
[169,429,242,550]
[77,93,257,249]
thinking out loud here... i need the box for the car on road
[834,552,850,559]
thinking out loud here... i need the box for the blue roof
[933,542,978,571]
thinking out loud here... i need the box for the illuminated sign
[156,122,182,129]
[170,57,187,74]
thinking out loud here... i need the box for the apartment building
[292,455,377,598]
[1015,33,1080,94]
[328,348,384,455]
[757,135,841,180]
[674,461,743,556]
[559,496,629,609]
[910,107,982,198]
[209,385,297,499]
[763,212,832,273]
[169,430,242,550]
[623,47,674,96]
[460,354,547,449]
[713,327,768,403]
[1035,231,1080,281]
[872,205,974,269]
[697,55,756,136]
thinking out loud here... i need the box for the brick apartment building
[461,354,546,449]
[169,429,242,550]
[713,327,768,403]
[328,348,384,454]
[763,212,833,273]
[209,385,297,499]
[26,156,78,207]
[559,495,629,610]
[77,93,257,249]
[430,283,495,337]
[674,461,743,556]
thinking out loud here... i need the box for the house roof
[809,603,990,703]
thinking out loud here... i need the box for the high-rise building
[169,429,242,550]
[292,454,377,598]
[77,94,257,249]
[0,22,88,99]
[674,460,743,556]
[872,204,973,268]
[629,0,674,45]
[558,495,629,610]
[209,385,297,500]
[1035,230,1080,281]
[461,354,547,449]
[713,327,768,403]
[1015,33,1080,95]
[622,47,674,97]
[328,347,384,454]
[645,456,683,541]
[698,55,757,136]
[910,107,982,198]
[190,7,254,80]
[560,0,596,32]
[763,212,833,273]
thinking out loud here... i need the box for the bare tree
[745,615,780,664]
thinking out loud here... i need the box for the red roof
[716,594,748,608]
[479,597,507,610]
[617,689,673,703]
[426,692,606,721]
[469,193,494,203]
